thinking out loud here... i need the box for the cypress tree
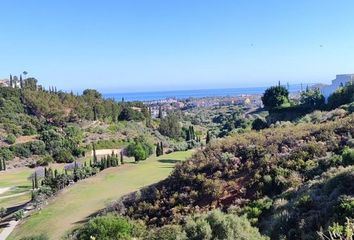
[54,169,58,178]
[158,105,163,119]
[0,158,3,171]
[160,142,164,155]
[104,158,108,169]
[92,143,97,163]
[44,167,48,178]
[20,75,23,88]
[48,168,54,179]
[3,159,6,171]
[206,131,211,144]
[107,155,111,168]
[34,172,38,189]
[120,151,124,164]
[156,143,161,156]
[32,178,35,190]
[93,106,97,121]
[9,74,13,87]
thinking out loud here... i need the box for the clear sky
[1,0,354,93]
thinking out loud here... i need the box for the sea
[104,84,310,102]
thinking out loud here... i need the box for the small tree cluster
[99,151,120,170]
[156,142,164,157]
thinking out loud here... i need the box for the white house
[321,74,354,99]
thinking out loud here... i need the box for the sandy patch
[0,187,11,195]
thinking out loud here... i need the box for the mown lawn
[0,168,33,209]
[8,150,193,240]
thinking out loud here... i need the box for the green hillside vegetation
[91,84,354,240]
[8,151,193,240]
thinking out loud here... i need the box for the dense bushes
[328,81,354,109]
[106,114,354,240]
[126,137,154,161]
[261,85,290,109]
[74,214,146,240]
[73,211,268,240]
[159,112,182,139]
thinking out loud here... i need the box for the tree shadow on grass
[157,159,181,164]
[74,209,103,225]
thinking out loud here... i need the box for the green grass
[8,150,193,240]
[0,168,33,209]
[0,192,31,209]
[0,168,32,188]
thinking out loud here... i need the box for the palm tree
[23,71,28,79]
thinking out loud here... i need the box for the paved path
[0,205,32,240]
[0,220,19,240]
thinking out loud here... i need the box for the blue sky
[1,0,354,93]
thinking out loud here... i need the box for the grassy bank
[8,150,193,240]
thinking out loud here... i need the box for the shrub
[14,209,25,220]
[185,210,269,240]
[342,147,354,166]
[19,234,49,240]
[36,155,54,166]
[262,85,289,109]
[147,225,187,240]
[54,149,74,163]
[252,118,268,131]
[5,134,16,144]
[0,147,14,161]
[76,214,145,240]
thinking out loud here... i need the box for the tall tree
[20,75,24,88]
[23,71,28,79]
[156,143,161,156]
[9,74,13,88]
[160,142,164,155]
[261,85,290,109]
[158,105,163,119]
[34,172,39,189]
[120,151,124,164]
[206,131,211,144]
[92,143,97,163]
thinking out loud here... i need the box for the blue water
[104,84,308,102]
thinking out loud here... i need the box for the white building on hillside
[322,74,354,99]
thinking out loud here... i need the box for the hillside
[106,111,354,239]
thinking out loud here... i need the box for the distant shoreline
[104,84,315,102]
